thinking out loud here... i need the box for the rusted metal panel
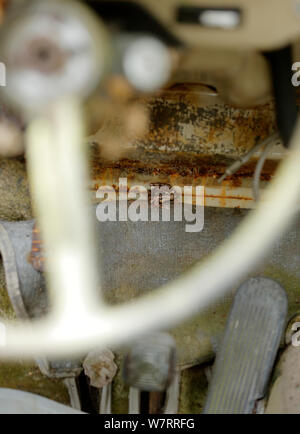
[90,150,279,209]
[136,84,278,157]
[90,84,281,209]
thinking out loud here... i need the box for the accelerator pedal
[204,277,287,414]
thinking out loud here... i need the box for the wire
[218,134,279,184]
[252,137,275,202]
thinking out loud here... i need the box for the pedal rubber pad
[204,277,287,414]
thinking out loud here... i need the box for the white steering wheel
[1,0,300,359]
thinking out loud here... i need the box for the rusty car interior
[0,0,299,415]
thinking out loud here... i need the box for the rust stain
[90,149,278,189]
[134,84,276,157]
[90,149,277,207]
[89,83,280,209]
[28,223,45,273]
[0,0,9,23]
[205,194,252,201]
[220,186,226,207]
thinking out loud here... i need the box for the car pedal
[123,333,176,392]
[123,333,176,414]
[204,277,287,414]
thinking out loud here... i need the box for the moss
[0,361,70,405]
[0,262,69,406]
[111,353,129,414]
[110,353,211,414]
[0,157,32,221]
[170,298,231,367]
[104,285,140,306]
[178,364,209,414]
[261,265,300,319]
[0,260,15,319]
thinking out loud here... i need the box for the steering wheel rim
[0,97,298,359]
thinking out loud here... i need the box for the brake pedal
[204,277,287,414]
